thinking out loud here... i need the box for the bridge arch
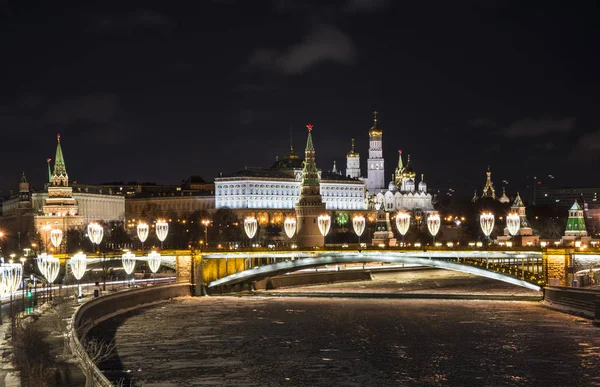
[207,252,542,291]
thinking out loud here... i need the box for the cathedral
[345,112,435,216]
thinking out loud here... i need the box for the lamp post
[147,251,161,284]
[244,216,258,269]
[395,212,411,246]
[201,219,211,249]
[42,224,52,253]
[506,212,520,241]
[69,252,87,298]
[122,252,136,287]
[36,253,59,301]
[50,229,63,253]
[155,220,169,250]
[317,214,331,242]
[137,223,149,252]
[244,216,258,246]
[19,257,26,312]
[427,214,441,245]
[284,217,296,240]
[87,222,104,252]
[352,215,366,248]
[480,212,495,245]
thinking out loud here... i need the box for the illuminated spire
[482,165,496,199]
[347,138,359,157]
[369,111,382,137]
[397,150,404,170]
[53,134,67,177]
[332,160,337,174]
[301,123,319,186]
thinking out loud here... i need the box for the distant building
[536,186,600,207]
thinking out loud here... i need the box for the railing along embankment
[69,283,191,386]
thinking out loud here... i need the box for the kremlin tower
[345,138,360,178]
[295,124,326,248]
[366,111,385,194]
[35,135,84,241]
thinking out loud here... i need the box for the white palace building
[215,142,366,211]
[215,112,434,217]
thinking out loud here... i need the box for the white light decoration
[155,220,169,248]
[284,217,297,239]
[147,251,161,274]
[2,264,23,294]
[122,252,136,275]
[50,229,63,249]
[353,215,366,237]
[244,216,258,239]
[395,212,411,237]
[506,212,521,237]
[36,254,60,284]
[318,215,331,237]
[69,252,87,298]
[480,212,495,238]
[87,222,104,245]
[427,214,441,244]
[69,253,87,280]
[137,223,149,243]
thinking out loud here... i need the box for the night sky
[1,1,598,198]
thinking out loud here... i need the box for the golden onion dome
[369,111,382,137]
[346,138,359,157]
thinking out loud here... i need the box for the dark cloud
[345,0,390,12]
[502,117,575,137]
[91,9,174,33]
[572,129,600,160]
[247,24,356,75]
[44,94,118,126]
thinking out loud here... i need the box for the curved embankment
[69,283,191,386]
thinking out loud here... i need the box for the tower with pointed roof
[295,124,326,247]
[565,200,587,237]
[394,150,404,187]
[498,186,510,203]
[366,111,385,194]
[18,171,31,209]
[332,160,338,174]
[36,134,84,239]
[345,138,360,178]
[481,166,496,199]
[510,192,532,235]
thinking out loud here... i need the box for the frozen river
[91,272,600,386]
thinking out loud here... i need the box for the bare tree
[49,301,73,356]
[82,337,116,387]
[11,320,56,386]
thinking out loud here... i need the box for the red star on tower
[306,123,313,131]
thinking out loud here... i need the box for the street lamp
[317,215,331,239]
[0,262,22,325]
[155,220,169,250]
[36,253,59,301]
[352,215,366,247]
[284,217,296,239]
[147,251,161,284]
[395,212,411,246]
[87,222,104,252]
[201,219,211,249]
[137,223,149,252]
[480,212,495,244]
[42,224,52,253]
[427,214,441,245]
[69,252,87,298]
[122,252,136,287]
[244,216,258,246]
[50,229,63,252]
[506,212,520,238]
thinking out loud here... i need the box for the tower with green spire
[565,200,587,237]
[51,133,69,187]
[36,134,84,246]
[295,123,326,248]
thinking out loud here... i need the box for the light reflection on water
[91,297,600,386]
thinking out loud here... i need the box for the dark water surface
[91,296,600,386]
